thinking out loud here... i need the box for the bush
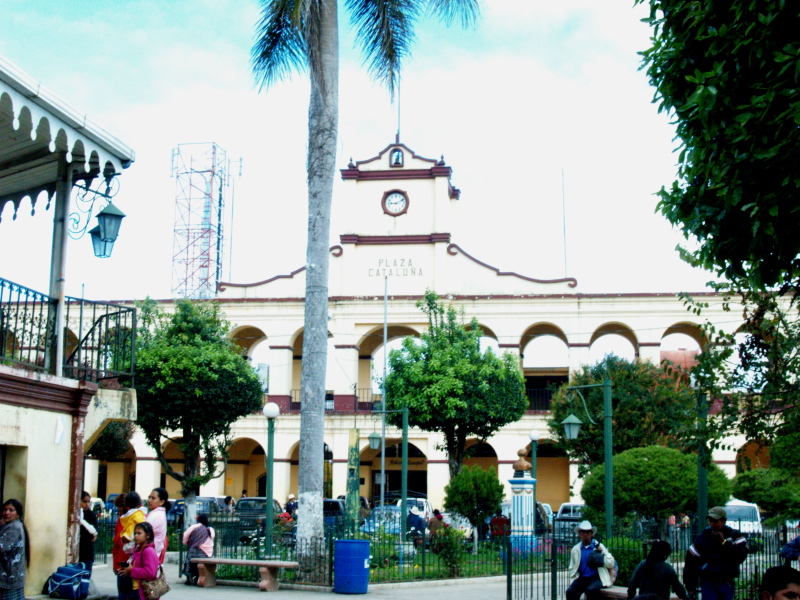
[605,536,643,587]
[434,527,467,577]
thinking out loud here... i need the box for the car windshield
[237,499,267,511]
[726,505,758,521]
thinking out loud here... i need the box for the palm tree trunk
[297,0,339,559]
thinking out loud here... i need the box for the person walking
[0,499,29,600]
[684,506,748,600]
[145,488,170,563]
[79,491,98,573]
[182,513,215,586]
[566,520,616,600]
[627,540,689,600]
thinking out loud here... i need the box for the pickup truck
[553,502,584,542]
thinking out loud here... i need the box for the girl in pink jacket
[117,522,160,600]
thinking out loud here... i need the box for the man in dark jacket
[684,506,748,600]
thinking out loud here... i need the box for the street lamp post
[263,402,280,556]
[529,429,540,536]
[561,377,613,540]
[369,405,409,542]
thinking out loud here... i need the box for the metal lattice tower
[171,142,231,299]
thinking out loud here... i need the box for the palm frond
[252,0,309,90]
[427,0,481,28]
[346,0,421,95]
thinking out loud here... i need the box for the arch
[357,325,421,356]
[521,323,569,350]
[663,322,707,350]
[589,322,637,362]
[526,441,570,508]
[230,325,267,356]
[465,323,498,341]
[225,437,269,498]
[464,440,499,472]
[736,440,771,474]
[289,442,334,499]
[98,441,136,501]
[361,441,428,502]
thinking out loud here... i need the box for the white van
[725,499,762,535]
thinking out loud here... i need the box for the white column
[568,343,591,376]
[134,458,162,498]
[268,346,295,395]
[638,341,662,364]
[331,345,359,396]
[83,458,100,497]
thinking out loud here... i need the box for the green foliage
[385,291,527,477]
[636,0,800,290]
[85,421,135,461]
[547,355,696,474]
[582,446,731,522]
[443,465,505,528]
[135,299,263,495]
[433,526,466,577]
[605,536,642,587]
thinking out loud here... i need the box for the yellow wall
[536,457,570,508]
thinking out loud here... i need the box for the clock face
[382,191,408,216]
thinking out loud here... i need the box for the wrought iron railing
[0,278,56,372]
[0,277,136,385]
[526,388,553,411]
[63,295,136,385]
[290,390,335,411]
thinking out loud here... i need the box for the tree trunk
[297,0,339,569]
[183,439,200,527]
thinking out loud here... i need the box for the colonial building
[94,140,748,513]
[0,55,137,594]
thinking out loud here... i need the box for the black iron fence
[0,277,135,384]
[509,519,792,600]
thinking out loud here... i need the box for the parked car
[90,497,106,519]
[235,497,282,540]
[394,497,433,521]
[105,493,122,514]
[442,512,473,540]
[360,506,403,535]
[553,502,584,541]
[540,503,554,531]
[725,499,763,535]
[167,496,227,524]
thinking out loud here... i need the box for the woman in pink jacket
[145,488,170,563]
[117,522,159,600]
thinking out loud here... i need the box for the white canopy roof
[0,55,136,220]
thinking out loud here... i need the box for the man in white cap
[285,494,298,517]
[684,506,748,600]
[406,506,427,549]
[566,520,616,600]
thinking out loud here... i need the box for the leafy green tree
[636,0,800,291]
[251,0,481,543]
[548,355,696,475]
[444,465,504,552]
[734,432,800,520]
[385,291,527,478]
[581,446,731,529]
[85,421,135,462]
[135,299,263,522]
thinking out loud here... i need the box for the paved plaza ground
[32,556,507,600]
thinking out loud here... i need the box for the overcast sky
[0,0,717,302]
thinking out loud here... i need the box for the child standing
[117,521,160,600]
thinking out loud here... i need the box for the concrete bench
[190,557,300,591]
[599,586,680,600]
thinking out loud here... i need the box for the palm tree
[252,0,481,547]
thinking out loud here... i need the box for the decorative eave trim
[0,368,98,417]
[340,167,452,181]
[340,233,450,245]
[446,244,579,288]
[218,246,342,290]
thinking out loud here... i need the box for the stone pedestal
[509,449,537,555]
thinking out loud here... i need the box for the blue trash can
[334,539,370,594]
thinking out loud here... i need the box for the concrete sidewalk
[59,556,507,600]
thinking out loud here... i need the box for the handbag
[586,546,606,569]
[140,565,171,600]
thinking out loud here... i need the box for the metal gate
[508,525,576,600]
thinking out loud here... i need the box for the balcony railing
[290,389,335,411]
[0,277,136,385]
[526,388,553,411]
